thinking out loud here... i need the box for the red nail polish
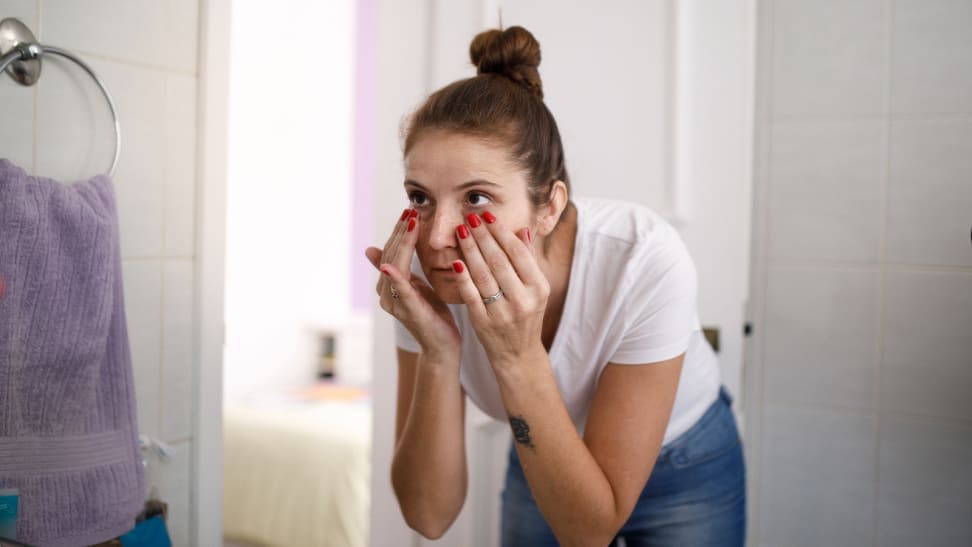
[457,225,469,239]
[453,261,464,274]
[399,209,409,221]
[526,228,532,243]
[407,219,417,232]
[483,211,496,224]
[408,209,419,218]
[380,267,391,276]
[466,213,481,228]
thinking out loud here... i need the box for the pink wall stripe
[351,0,376,312]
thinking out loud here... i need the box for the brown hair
[403,26,570,209]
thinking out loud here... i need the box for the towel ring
[0,17,121,177]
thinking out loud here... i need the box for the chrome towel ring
[0,17,121,177]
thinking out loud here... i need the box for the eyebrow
[403,179,503,191]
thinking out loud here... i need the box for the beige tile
[767,121,886,262]
[164,74,196,257]
[764,266,880,408]
[759,404,877,546]
[40,0,199,72]
[0,2,37,171]
[881,270,972,420]
[892,0,972,114]
[877,414,972,546]
[121,259,161,437]
[161,260,193,441]
[772,0,889,118]
[33,51,115,182]
[887,120,972,267]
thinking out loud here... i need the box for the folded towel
[0,159,145,546]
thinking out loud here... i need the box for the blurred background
[1,0,970,545]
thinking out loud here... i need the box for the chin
[427,278,464,305]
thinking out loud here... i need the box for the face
[403,130,537,304]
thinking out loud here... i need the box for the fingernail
[399,209,409,221]
[380,267,391,277]
[526,228,532,243]
[466,213,481,228]
[483,211,496,224]
[408,209,419,218]
[457,225,469,239]
[407,219,417,232]
[452,261,464,273]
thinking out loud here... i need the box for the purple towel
[0,159,145,546]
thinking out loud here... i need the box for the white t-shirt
[395,197,721,445]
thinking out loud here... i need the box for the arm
[390,347,468,539]
[495,352,682,546]
[366,209,469,539]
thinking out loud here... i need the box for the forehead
[404,131,525,187]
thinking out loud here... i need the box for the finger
[457,214,503,300]
[467,212,529,300]
[377,209,413,295]
[365,247,383,269]
[449,260,491,320]
[485,215,546,289]
[394,211,420,275]
[378,262,421,312]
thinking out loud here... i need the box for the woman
[366,26,745,546]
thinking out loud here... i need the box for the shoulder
[573,197,689,267]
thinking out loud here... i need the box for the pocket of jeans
[663,401,741,470]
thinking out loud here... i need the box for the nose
[426,207,462,250]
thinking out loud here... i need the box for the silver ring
[390,286,400,300]
[482,289,504,305]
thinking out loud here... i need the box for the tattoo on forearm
[509,415,536,451]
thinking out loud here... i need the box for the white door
[370,1,754,545]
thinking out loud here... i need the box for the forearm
[391,351,467,538]
[494,349,623,546]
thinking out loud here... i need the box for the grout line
[770,113,972,124]
[31,0,41,174]
[60,50,198,78]
[765,258,972,273]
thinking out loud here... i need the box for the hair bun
[469,26,543,99]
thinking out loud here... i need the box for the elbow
[404,513,452,541]
[390,467,465,540]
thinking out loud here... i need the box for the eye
[467,192,493,207]
[407,190,430,207]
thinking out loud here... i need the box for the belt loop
[719,385,733,406]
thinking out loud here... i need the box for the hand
[450,211,550,369]
[366,209,462,360]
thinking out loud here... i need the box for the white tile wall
[876,414,972,546]
[882,269,972,421]
[764,266,880,408]
[751,1,972,545]
[771,0,889,118]
[0,1,36,170]
[887,120,972,267]
[759,405,877,546]
[2,0,200,543]
[767,121,886,262]
[891,0,972,114]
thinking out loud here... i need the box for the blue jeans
[501,386,746,546]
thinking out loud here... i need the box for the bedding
[222,386,371,547]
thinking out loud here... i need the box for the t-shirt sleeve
[611,235,699,365]
[394,317,422,353]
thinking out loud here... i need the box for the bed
[222,384,371,547]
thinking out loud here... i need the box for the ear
[535,180,569,237]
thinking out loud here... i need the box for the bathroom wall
[746,0,972,545]
[0,0,200,544]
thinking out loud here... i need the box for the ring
[482,289,504,305]
[390,286,400,300]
